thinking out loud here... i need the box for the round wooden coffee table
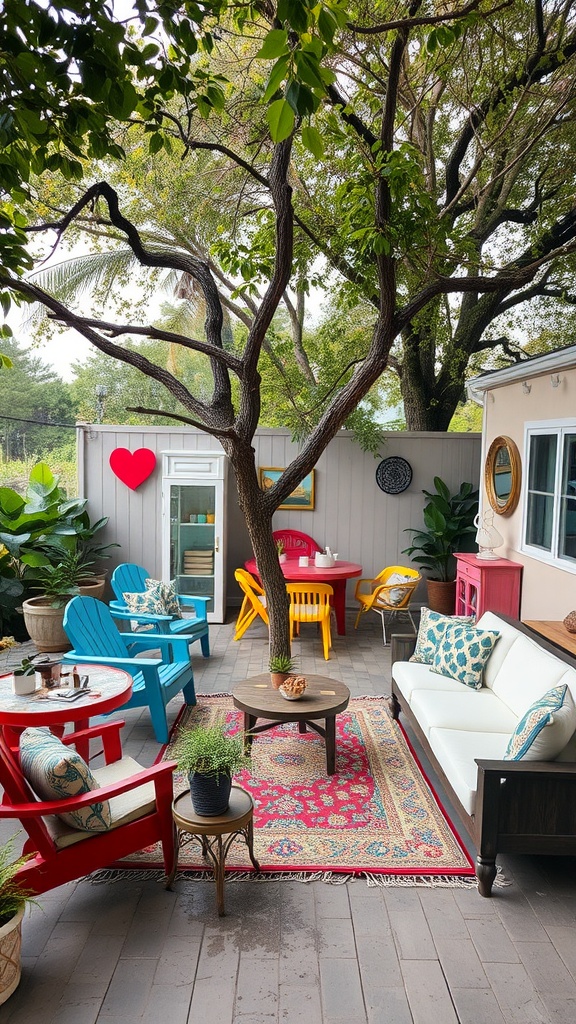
[232,673,350,775]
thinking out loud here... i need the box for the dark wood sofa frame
[390,616,576,897]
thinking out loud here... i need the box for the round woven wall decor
[375,457,413,494]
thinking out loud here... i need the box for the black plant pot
[188,771,232,816]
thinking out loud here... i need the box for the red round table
[244,558,363,635]
[0,664,133,760]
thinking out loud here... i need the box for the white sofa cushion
[475,612,526,688]
[410,688,518,739]
[504,685,576,760]
[491,635,569,718]
[428,728,509,815]
[393,661,465,703]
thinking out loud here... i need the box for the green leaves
[302,125,324,158]
[267,99,295,143]
[255,29,289,60]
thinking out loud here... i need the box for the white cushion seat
[410,687,518,739]
[428,728,510,815]
[46,757,157,849]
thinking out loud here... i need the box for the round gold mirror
[485,435,521,516]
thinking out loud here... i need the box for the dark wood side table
[232,673,350,775]
[165,785,260,916]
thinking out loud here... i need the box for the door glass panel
[169,484,216,613]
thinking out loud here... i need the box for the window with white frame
[524,425,576,566]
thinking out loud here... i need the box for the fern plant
[0,836,35,927]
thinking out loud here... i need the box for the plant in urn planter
[174,723,250,816]
[269,654,296,689]
[0,837,36,1005]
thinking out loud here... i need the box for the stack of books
[183,549,214,575]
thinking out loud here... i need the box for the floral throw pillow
[145,578,182,618]
[20,727,111,831]
[123,583,166,616]
[504,685,576,761]
[410,607,474,665]
[431,622,500,689]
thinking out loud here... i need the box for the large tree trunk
[224,441,291,660]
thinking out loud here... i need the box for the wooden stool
[165,785,260,915]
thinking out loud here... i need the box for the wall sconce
[522,381,531,394]
[550,374,561,388]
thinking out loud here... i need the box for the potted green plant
[402,477,479,614]
[9,657,36,695]
[269,653,296,689]
[21,547,101,653]
[0,837,35,1005]
[174,722,250,816]
[275,539,287,564]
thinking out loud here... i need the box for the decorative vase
[426,579,457,616]
[21,597,71,653]
[564,611,576,634]
[0,905,24,1005]
[188,772,232,816]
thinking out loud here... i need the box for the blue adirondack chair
[62,596,196,744]
[109,563,210,657]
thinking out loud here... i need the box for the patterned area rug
[120,695,474,882]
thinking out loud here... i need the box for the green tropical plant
[402,478,479,583]
[13,658,35,678]
[31,547,97,608]
[0,836,35,928]
[174,723,250,782]
[269,654,296,674]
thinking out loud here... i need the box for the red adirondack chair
[0,721,176,895]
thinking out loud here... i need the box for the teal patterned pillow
[504,685,576,761]
[20,728,111,831]
[145,578,183,618]
[431,623,500,689]
[123,583,165,616]
[410,607,474,665]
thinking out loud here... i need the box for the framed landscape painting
[259,467,315,510]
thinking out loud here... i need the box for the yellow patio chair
[234,569,269,641]
[287,582,333,660]
[354,565,421,645]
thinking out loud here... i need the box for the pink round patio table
[244,558,363,635]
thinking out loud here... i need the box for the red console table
[455,553,522,620]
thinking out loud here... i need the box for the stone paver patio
[2,611,576,1023]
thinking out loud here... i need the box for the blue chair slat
[110,563,210,658]
[62,596,196,744]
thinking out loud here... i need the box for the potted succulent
[174,722,250,816]
[276,539,287,564]
[0,837,35,1005]
[269,653,296,689]
[402,477,479,614]
[9,657,36,695]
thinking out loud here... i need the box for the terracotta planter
[21,597,70,653]
[426,579,457,616]
[78,577,106,601]
[270,671,290,690]
[0,904,24,1005]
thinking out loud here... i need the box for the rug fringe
[85,867,479,889]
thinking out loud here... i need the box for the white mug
[299,556,309,567]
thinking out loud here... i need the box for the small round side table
[165,785,260,916]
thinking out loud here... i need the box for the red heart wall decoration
[109,448,157,490]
